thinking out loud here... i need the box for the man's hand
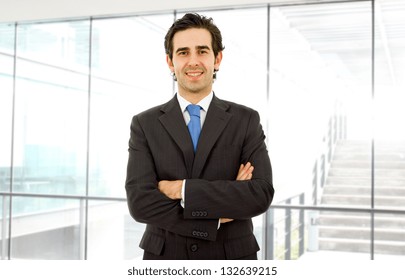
[219,218,234,224]
[158,162,254,223]
[236,162,254,180]
[158,180,183,200]
[221,162,254,224]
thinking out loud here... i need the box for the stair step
[326,177,405,187]
[333,154,405,161]
[328,168,405,178]
[334,140,405,151]
[333,141,405,153]
[319,140,405,255]
[318,226,405,241]
[318,215,405,228]
[321,194,405,207]
[323,185,405,196]
[319,211,403,219]
[319,238,405,255]
[332,161,405,169]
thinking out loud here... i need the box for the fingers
[158,180,182,200]
[236,162,254,181]
[220,218,234,224]
[223,163,254,224]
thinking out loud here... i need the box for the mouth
[186,70,204,78]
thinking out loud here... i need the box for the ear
[166,55,174,72]
[214,51,223,70]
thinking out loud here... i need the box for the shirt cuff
[180,179,186,208]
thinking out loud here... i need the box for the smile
[186,71,203,77]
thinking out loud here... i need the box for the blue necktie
[186,104,201,152]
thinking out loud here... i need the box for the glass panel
[0,23,15,54]
[0,196,10,260]
[0,24,14,194]
[269,2,372,205]
[87,200,145,259]
[268,206,305,260]
[269,1,372,258]
[13,21,90,195]
[89,15,174,197]
[374,0,405,208]
[11,197,81,259]
[374,0,405,259]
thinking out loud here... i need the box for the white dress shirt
[177,92,213,128]
[177,92,222,228]
[176,92,213,205]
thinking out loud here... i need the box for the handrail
[270,204,405,215]
[0,191,127,202]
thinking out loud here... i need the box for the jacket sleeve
[183,110,274,220]
[125,115,219,241]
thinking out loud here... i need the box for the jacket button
[190,244,198,252]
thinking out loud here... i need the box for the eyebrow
[196,45,211,51]
[175,45,211,53]
[175,47,190,53]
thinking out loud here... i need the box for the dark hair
[164,13,225,60]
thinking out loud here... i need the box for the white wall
[0,0,333,23]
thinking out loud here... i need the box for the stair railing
[266,192,305,260]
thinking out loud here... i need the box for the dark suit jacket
[125,94,274,259]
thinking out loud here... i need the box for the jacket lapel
[192,95,232,178]
[159,95,194,177]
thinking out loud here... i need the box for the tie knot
[186,104,201,117]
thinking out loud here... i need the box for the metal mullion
[370,0,376,261]
[7,21,18,261]
[83,17,94,260]
[263,3,271,261]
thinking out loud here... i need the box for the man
[125,13,274,260]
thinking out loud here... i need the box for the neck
[178,90,211,105]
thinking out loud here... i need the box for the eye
[178,51,188,56]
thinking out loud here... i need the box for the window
[1,0,404,260]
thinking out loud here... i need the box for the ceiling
[275,0,405,90]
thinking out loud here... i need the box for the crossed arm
[158,162,255,224]
[126,109,273,241]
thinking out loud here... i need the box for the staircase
[319,140,405,255]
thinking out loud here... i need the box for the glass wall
[13,21,90,197]
[1,0,404,260]
[373,0,405,258]
[374,0,405,208]
[0,23,14,260]
[89,15,173,198]
[269,0,374,258]
[0,23,14,193]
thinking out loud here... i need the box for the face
[167,28,222,98]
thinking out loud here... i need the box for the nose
[188,52,199,67]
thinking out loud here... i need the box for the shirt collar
[177,92,213,113]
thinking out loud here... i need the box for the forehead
[172,28,212,49]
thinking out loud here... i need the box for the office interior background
[0,0,404,260]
